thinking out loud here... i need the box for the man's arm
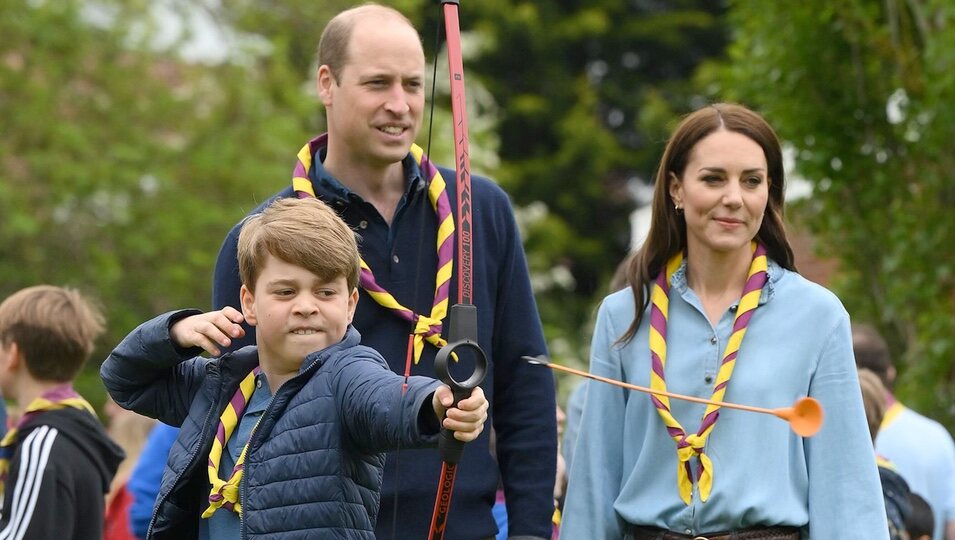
[483,183,557,539]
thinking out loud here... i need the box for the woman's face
[669,129,770,258]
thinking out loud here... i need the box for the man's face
[319,16,426,169]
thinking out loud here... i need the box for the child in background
[859,367,912,540]
[0,285,124,540]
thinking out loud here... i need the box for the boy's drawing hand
[169,307,246,357]
[432,386,488,442]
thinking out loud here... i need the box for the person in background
[0,395,6,439]
[859,367,912,540]
[853,323,955,540]
[104,398,157,540]
[908,493,937,540]
[211,4,555,539]
[126,422,179,539]
[0,285,124,540]
[561,103,886,539]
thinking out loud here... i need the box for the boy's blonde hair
[857,367,888,443]
[0,285,105,382]
[238,197,361,291]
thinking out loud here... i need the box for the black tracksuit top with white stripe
[0,407,124,540]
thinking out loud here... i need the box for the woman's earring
[674,202,683,212]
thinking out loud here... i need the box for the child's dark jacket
[0,407,124,540]
[100,310,441,539]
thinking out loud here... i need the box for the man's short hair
[317,3,417,82]
[0,285,105,382]
[851,323,893,388]
[238,197,361,291]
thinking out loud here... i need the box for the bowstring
[389,6,444,538]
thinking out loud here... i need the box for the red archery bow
[427,1,488,539]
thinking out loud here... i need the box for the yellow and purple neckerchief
[0,384,96,498]
[292,134,455,364]
[202,366,262,517]
[649,242,768,504]
[880,393,904,430]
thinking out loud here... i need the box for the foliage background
[1,0,952,429]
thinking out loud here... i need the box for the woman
[561,104,887,539]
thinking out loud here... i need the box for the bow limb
[427,2,488,539]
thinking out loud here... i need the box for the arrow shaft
[544,361,778,416]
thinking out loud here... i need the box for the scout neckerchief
[292,133,454,364]
[0,384,96,497]
[880,393,904,430]
[202,366,262,517]
[649,241,768,504]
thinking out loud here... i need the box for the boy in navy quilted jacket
[101,197,488,539]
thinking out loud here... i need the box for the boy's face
[240,254,358,372]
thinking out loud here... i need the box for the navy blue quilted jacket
[100,311,441,539]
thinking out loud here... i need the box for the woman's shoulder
[599,287,636,312]
[594,288,640,332]
[770,262,846,312]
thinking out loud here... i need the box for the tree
[717,0,955,428]
[461,0,729,373]
[0,0,314,402]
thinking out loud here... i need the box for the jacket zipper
[239,354,326,539]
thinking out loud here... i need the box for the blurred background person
[859,367,912,540]
[103,397,156,540]
[854,323,955,540]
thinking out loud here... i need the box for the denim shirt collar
[307,145,427,205]
[670,257,782,308]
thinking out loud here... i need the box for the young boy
[100,197,488,539]
[0,285,125,540]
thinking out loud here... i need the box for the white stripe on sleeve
[0,426,58,540]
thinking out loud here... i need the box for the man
[853,323,955,540]
[211,5,556,539]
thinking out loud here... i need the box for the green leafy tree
[717,0,955,428]
[0,0,314,404]
[461,1,729,373]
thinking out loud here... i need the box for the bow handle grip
[434,304,487,464]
